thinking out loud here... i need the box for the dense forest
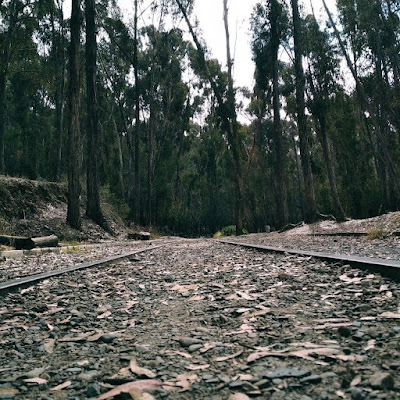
[0,0,399,235]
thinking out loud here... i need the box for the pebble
[350,387,366,400]
[178,337,202,348]
[77,370,98,381]
[265,368,311,380]
[369,372,394,390]
[188,344,203,352]
[352,331,366,342]
[86,382,101,398]
[99,334,114,343]
[299,375,322,384]
[338,326,352,337]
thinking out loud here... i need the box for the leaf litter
[0,239,399,398]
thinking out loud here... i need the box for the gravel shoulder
[0,239,399,400]
[225,233,400,260]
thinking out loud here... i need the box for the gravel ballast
[0,239,399,399]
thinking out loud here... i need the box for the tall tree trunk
[291,0,318,223]
[0,72,7,175]
[50,4,66,181]
[133,0,141,223]
[223,0,243,235]
[85,0,106,228]
[318,112,346,220]
[0,0,17,174]
[175,0,244,234]
[271,0,289,227]
[67,0,82,230]
[307,64,346,221]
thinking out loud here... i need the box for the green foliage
[1,0,400,237]
[214,225,249,238]
[366,228,386,240]
[100,186,130,222]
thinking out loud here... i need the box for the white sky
[193,0,338,90]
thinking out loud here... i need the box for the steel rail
[219,239,400,281]
[0,244,164,294]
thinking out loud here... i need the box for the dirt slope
[0,175,125,242]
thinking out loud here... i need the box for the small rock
[135,344,151,353]
[338,326,352,337]
[188,344,203,353]
[86,382,101,398]
[254,379,270,389]
[65,368,82,374]
[350,387,366,400]
[77,370,98,382]
[300,375,322,384]
[229,380,244,389]
[354,304,371,312]
[178,337,202,348]
[265,368,311,380]
[352,331,366,342]
[389,363,400,370]
[99,334,114,344]
[369,372,394,389]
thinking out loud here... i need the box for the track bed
[0,239,399,399]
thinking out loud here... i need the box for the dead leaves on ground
[95,380,162,400]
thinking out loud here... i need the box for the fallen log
[0,235,34,250]
[128,231,151,241]
[32,235,59,248]
[0,234,59,250]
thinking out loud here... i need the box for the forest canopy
[0,0,399,235]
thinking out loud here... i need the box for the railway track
[220,239,400,281]
[0,244,163,294]
[1,237,399,295]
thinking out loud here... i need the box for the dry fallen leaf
[174,373,198,392]
[164,350,192,359]
[130,358,157,378]
[188,295,205,301]
[185,364,210,371]
[87,333,104,342]
[58,334,89,342]
[379,312,400,319]
[213,350,243,362]
[247,346,361,365]
[95,380,162,400]
[23,377,48,385]
[364,339,376,351]
[171,284,198,294]
[97,311,112,319]
[350,376,362,387]
[43,339,56,354]
[228,394,251,400]
[21,287,35,294]
[50,381,72,391]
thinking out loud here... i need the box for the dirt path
[0,239,399,399]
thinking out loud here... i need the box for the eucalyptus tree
[290,0,318,223]
[251,0,290,227]
[175,0,245,234]
[327,0,400,210]
[66,0,82,230]
[0,0,39,174]
[303,14,346,221]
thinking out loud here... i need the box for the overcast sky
[193,0,338,90]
